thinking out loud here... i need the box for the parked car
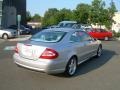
[85,28,113,40]
[58,21,77,28]
[20,25,31,34]
[0,28,17,39]
[45,21,81,29]
[47,25,59,29]
[24,25,33,30]
[13,28,102,76]
[8,25,31,35]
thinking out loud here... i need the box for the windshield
[8,25,17,29]
[31,31,66,43]
[59,23,75,28]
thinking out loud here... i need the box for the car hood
[0,29,17,33]
[4,29,17,33]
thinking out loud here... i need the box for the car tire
[2,34,9,39]
[96,45,102,57]
[65,56,77,76]
[104,37,109,41]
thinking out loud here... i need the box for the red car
[85,28,113,40]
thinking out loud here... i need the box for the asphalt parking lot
[0,39,5,44]
[0,40,120,90]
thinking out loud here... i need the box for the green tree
[74,3,91,24]
[107,1,117,29]
[31,14,41,22]
[90,0,106,27]
[90,0,117,29]
[42,8,74,27]
[26,11,32,22]
[58,8,74,21]
[42,0,117,29]
[42,8,59,27]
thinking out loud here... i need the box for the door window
[70,31,93,42]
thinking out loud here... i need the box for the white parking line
[4,46,16,51]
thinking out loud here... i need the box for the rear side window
[80,32,92,41]
[70,31,84,42]
[70,31,92,42]
[31,31,66,43]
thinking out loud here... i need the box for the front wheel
[2,34,9,39]
[65,57,77,76]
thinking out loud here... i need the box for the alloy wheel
[65,57,77,76]
[97,46,102,57]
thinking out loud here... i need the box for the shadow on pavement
[55,49,116,78]
[74,49,116,77]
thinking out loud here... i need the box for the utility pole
[17,15,21,37]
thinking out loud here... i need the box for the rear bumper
[13,53,66,74]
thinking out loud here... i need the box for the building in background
[91,12,120,32]
[0,0,26,29]
[0,0,3,26]
[112,12,120,32]
[27,22,42,29]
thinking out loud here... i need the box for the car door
[100,29,109,39]
[95,29,108,39]
[81,32,98,58]
[69,31,86,63]
[89,29,102,39]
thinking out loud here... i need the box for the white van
[58,21,77,28]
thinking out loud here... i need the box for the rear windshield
[31,31,66,43]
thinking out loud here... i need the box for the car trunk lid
[18,43,46,60]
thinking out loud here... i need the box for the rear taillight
[40,48,59,59]
[15,45,18,53]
